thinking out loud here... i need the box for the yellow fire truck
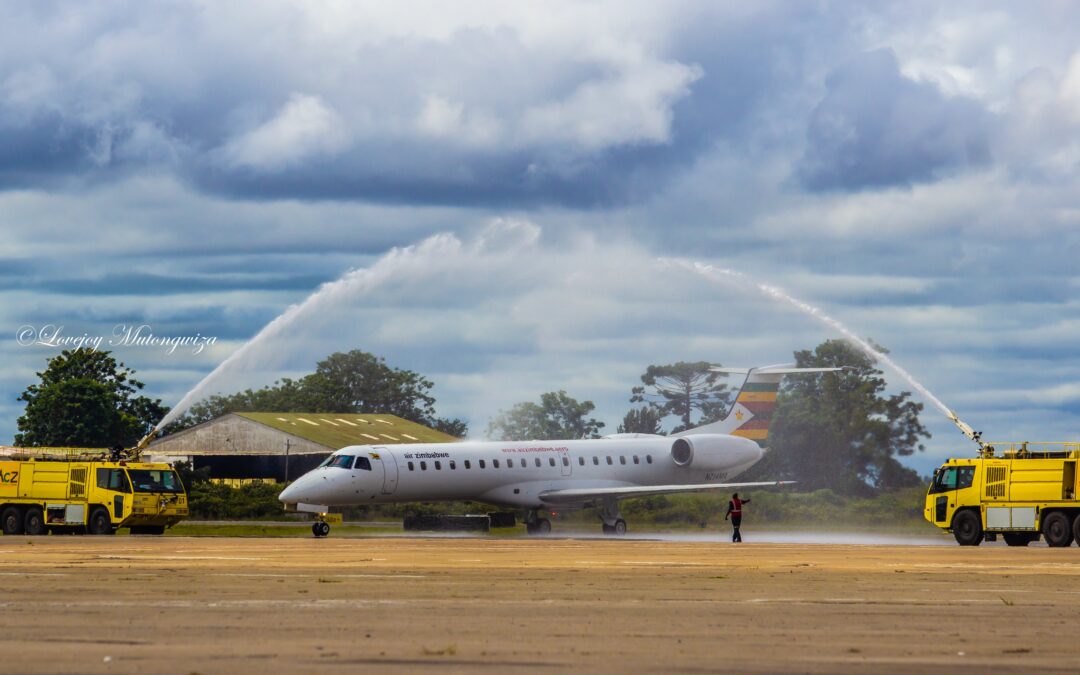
[925,442,1080,546]
[0,453,188,536]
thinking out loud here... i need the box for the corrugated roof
[234,412,458,448]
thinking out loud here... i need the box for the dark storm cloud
[0,3,820,208]
[31,272,332,296]
[798,49,994,192]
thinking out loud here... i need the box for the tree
[431,417,469,438]
[16,349,168,447]
[617,406,664,435]
[630,361,731,433]
[487,391,605,441]
[166,349,466,436]
[753,339,928,495]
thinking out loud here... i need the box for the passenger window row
[405,454,653,471]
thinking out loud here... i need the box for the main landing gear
[525,510,551,535]
[600,499,627,536]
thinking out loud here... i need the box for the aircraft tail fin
[677,364,841,444]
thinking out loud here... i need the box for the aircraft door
[379,451,399,494]
[561,452,572,477]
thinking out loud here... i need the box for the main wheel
[534,518,551,535]
[1,506,23,535]
[312,521,330,537]
[613,519,627,536]
[1003,533,1032,547]
[87,509,112,535]
[601,524,614,535]
[24,507,46,536]
[1042,511,1073,547]
[952,510,983,546]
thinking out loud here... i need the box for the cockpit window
[353,457,372,471]
[328,455,354,469]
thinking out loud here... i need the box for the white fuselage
[278,434,764,510]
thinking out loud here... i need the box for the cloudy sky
[3,1,1079,473]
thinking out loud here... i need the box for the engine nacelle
[671,437,695,466]
[669,434,763,472]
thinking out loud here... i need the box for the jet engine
[670,434,763,472]
[670,438,694,466]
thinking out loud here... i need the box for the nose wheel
[312,521,331,537]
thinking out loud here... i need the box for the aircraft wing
[538,480,794,505]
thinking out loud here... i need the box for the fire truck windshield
[128,469,184,493]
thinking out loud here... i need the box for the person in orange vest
[724,492,751,542]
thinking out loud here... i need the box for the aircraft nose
[279,474,316,503]
[278,482,298,504]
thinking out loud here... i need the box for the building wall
[194,453,328,482]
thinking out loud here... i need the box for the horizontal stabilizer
[538,480,795,505]
[709,366,844,375]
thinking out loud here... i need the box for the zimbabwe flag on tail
[675,364,841,446]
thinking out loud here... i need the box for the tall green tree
[753,339,928,495]
[16,349,168,447]
[167,350,466,436]
[617,406,664,435]
[487,391,605,441]
[630,361,731,433]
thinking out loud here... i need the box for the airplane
[278,364,839,536]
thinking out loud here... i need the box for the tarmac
[3,535,1080,673]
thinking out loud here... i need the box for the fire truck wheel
[24,507,46,536]
[952,510,983,546]
[1042,511,1073,548]
[1,506,23,535]
[88,508,112,536]
[1072,515,1080,547]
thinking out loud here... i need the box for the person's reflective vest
[730,498,743,517]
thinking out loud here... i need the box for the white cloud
[221,93,350,170]
[415,94,502,147]
[519,60,702,149]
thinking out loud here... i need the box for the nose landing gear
[311,512,340,537]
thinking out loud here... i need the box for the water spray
[679,260,987,452]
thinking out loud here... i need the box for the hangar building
[146,412,457,484]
